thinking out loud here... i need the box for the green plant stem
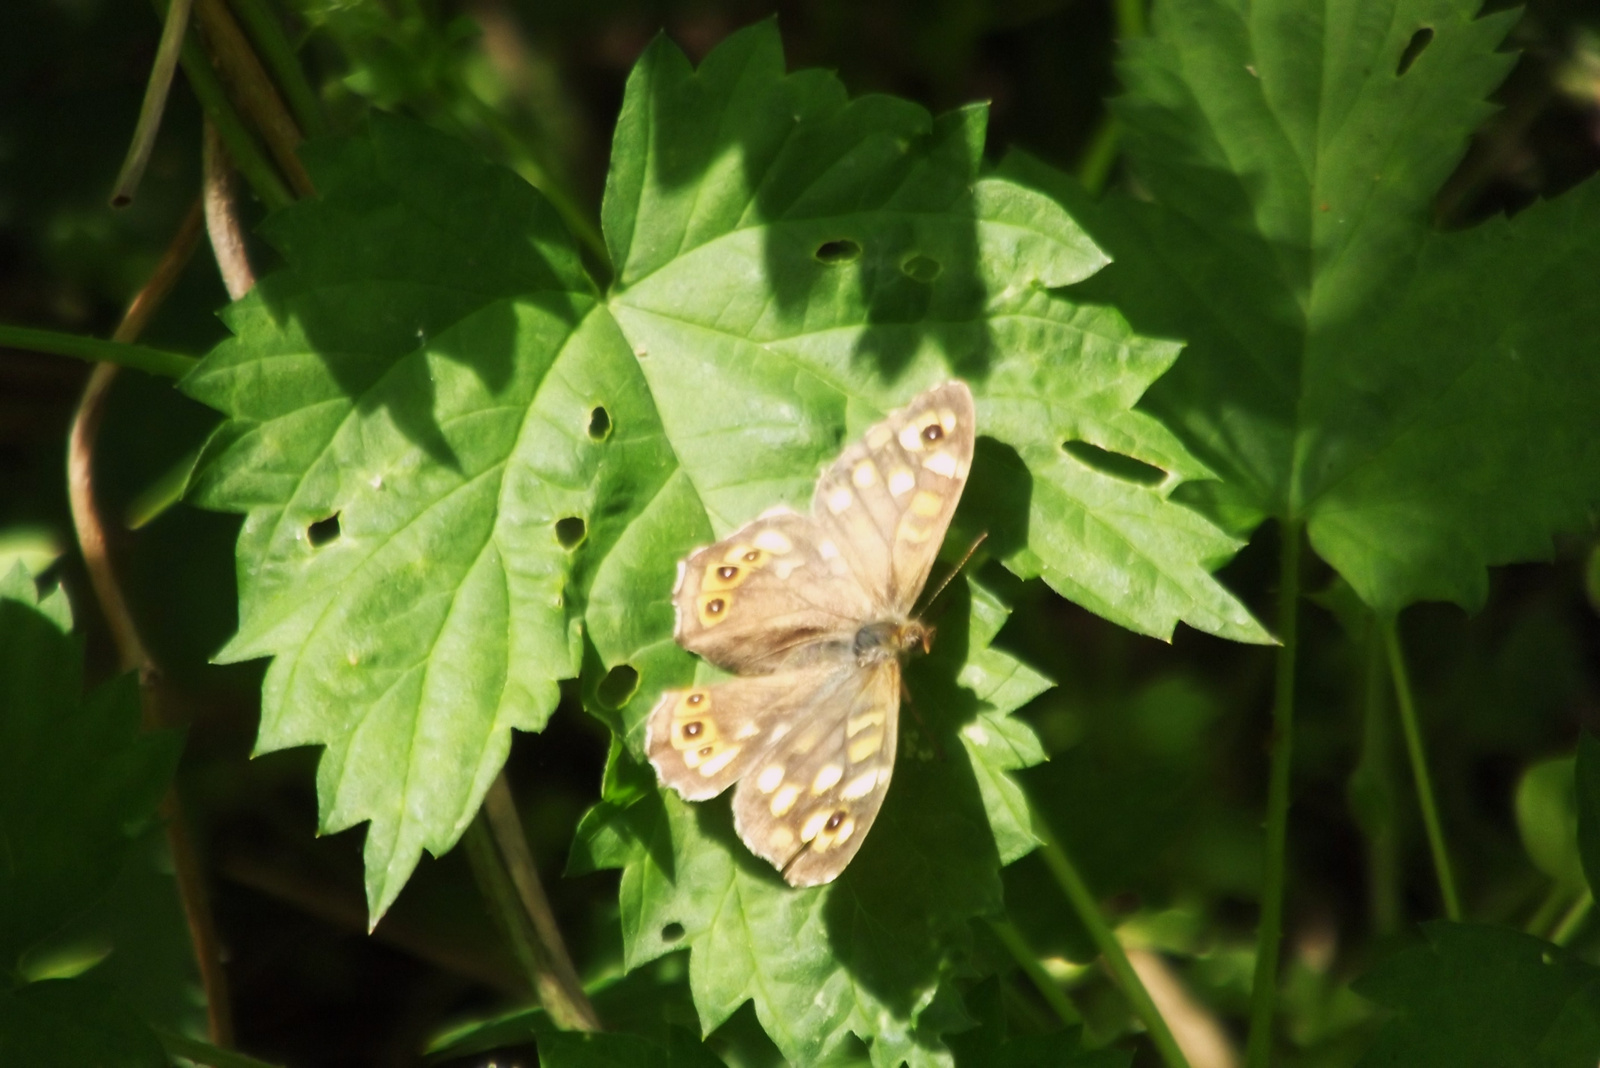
[1115,0,1148,37]
[0,325,196,379]
[1383,616,1463,921]
[152,0,293,209]
[112,0,196,206]
[154,1028,283,1068]
[1551,890,1593,946]
[1075,117,1121,194]
[1526,883,1570,938]
[1243,519,1301,1068]
[1031,810,1189,1068]
[1352,616,1401,936]
[227,0,329,139]
[985,917,1083,1027]
[462,798,600,1032]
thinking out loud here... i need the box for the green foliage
[1354,923,1600,1067]
[0,978,167,1068]
[1050,0,1600,614]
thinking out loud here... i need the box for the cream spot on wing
[911,490,943,517]
[848,731,884,763]
[957,457,971,478]
[757,764,785,793]
[831,817,856,845]
[768,826,796,852]
[896,517,934,543]
[771,784,800,816]
[866,425,894,449]
[769,722,792,742]
[841,770,878,800]
[774,556,802,579]
[800,809,830,842]
[851,460,878,488]
[790,726,824,755]
[818,539,840,560]
[898,423,925,451]
[887,468,915,497]
[925,450,958,478]
[812,764,843,794]
[847,710,885,736]
[736,723,762,740]
[827,486,854,514]
[938,408,957,433]
[753,529,793,554]
[698,747,740,777]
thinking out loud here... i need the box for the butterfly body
[646,382,974,886]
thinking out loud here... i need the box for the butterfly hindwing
[811,382,975,614]
[732,658,901,886]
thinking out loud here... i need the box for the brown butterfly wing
[671,510,874,676]
[645,662,841,801]
[809,381,975,614]
[732,658,900,886]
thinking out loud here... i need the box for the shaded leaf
[0,978,165,1068]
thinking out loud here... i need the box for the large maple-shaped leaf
[182,115,674,919]
[603,21,1268,646]
[1052,0,1600,612]
[0,567,179,968]
[571,579,1045,1068]
[1354,922,1600,1066]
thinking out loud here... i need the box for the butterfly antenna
[922,532,988,614]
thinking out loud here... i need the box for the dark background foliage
[3,1,1600,1065]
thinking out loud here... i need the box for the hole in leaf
[1062,441,1167,486]
[901,253,941,283]
[597,664,639,709]
[588,406,611,440]
[1397,27,1433,75]
[307,513,341,547]
[661,922,685,942]
[555,516,587,549]
[815,239,861,264]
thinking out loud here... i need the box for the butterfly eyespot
[921,423,943,442]
[718,566,738,580]
[698,745,714,758]
[687,693,705,706]
[708,598,725,615]
[683,721,703,737]
[825,811,846,831]
[743,550,760,562]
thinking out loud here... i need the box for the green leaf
[1052,0,1600,613]
[538,1029,729,1068]
[1354,922,1600,1067]
[182,114,674,920]
[0,567,180,968]
[1517,756,1584,892]
[604,21,1267,644]
[0,978,166,1068]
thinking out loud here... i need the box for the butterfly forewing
[732,659,900,886]
[650,380,975,886]
[672,510,873,676]
[810,382,975,613]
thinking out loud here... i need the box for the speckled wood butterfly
[645,381,975,886]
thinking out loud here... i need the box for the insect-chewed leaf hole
[588,405,611,440]
[1062,440,1167,486]
[815,239,861,264]
[597,664,639,708]
[900,253,941,283]
[307,513,341,547]
[1397,26,1433,75]
[555,516,587,548]
[661,922,685,942]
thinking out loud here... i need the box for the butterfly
[645,381,975,886]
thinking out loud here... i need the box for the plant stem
[1552,890,1592,946]
[67,201,236,1048]
[985,917,1083,1027]
[1031,809,1189,1068]
[204,119,258,299]
[227,0,329,139]
[154,1028,283,1068]
[464,778,601,1032]
[1382,616,1463,921]
[0,325,197,379]
[1243,519,1301,1068]
[112,0,196,206]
